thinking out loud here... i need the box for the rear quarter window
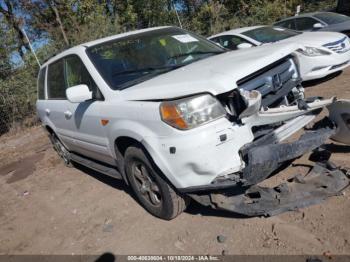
[37,67,46,100]
[47,60,66,99]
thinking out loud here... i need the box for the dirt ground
[1,69,350,256]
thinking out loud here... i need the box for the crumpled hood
[119,42,301,100]
[283,31,348,48]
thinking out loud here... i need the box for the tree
[0,19,13,79]
[0,0,30,59]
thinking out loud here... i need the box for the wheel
[124,145,189,220]
[49,133,73,167]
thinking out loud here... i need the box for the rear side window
[47,60,66,99]
[295,17,318,31]
[37,67,46,100]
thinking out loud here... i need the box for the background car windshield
[314,12,350,25]
[87,27,224,90]
[242,27,300,43]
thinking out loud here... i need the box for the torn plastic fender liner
[207,163,349,216]
[242,127,336,186]
[328,99,350,145]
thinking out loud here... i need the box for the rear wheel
[49,133,72,167]
[124,145,189,220]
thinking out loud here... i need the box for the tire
[124,145,189,220]
[49,133,73,167]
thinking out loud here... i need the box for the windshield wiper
[169,50,225,60]
[113,65,182,76]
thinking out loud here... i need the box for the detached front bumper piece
[196,163,349,217]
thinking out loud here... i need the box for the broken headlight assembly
[239,90,262,118]
[160,94,226,130]
[297,46,331,57]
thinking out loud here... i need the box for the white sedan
[208,26,350,81]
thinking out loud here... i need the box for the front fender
[107,119,178,186]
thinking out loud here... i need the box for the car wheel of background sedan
[124,145,189,220]
[49,133,73,167]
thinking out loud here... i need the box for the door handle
[64,110,72,119]
[45,109,50,116]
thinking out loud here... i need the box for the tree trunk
[49,1,69,46]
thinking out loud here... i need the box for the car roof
[42,26,172,67]
[275,11,335,23]
[82,26,172,47]
[209,25,265,38]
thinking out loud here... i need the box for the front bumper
[188,115,350,217]
[192,163,349,216]
[298,51,350,81]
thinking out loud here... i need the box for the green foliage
[0,0,337,135]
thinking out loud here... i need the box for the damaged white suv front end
[37,26,350,219]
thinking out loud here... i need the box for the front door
[64,55,114,165]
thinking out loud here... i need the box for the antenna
[21,27,41,67]
[172,0,183,28]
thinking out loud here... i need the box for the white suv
[37,26,350,220]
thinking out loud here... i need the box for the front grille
[323,37,350,54]
[237,56,300,107]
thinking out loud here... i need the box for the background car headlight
[160,94,226,130]
[297,46,331,57]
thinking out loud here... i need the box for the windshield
[242,26,301,43]
[86,27,225,90]
[314,12,350,25]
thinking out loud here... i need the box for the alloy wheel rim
[53,137,70,165]
[132,161,162,207]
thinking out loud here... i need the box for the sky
[0,0,48,66]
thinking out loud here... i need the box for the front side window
[87,27,225,90]
[275,19,296,30]
[65,55,101,99]
[242,26,301,43]
[47,60,65,99]
[211,35,254,50]
[37,67,46,100]
[295,17,318,30]
[314,12,350,25]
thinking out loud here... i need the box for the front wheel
[124,145,189,220]
[49,133,73,167]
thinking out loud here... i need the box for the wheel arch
[113,134,178,189]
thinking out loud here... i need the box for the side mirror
[66,84,92,103]
[313,23,324,29]
[237,43,253,50]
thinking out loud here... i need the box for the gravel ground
[0,69,350,255]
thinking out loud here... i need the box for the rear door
[63,55,114,164]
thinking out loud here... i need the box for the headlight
[160,94,226,130]
[297,46,331,57]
